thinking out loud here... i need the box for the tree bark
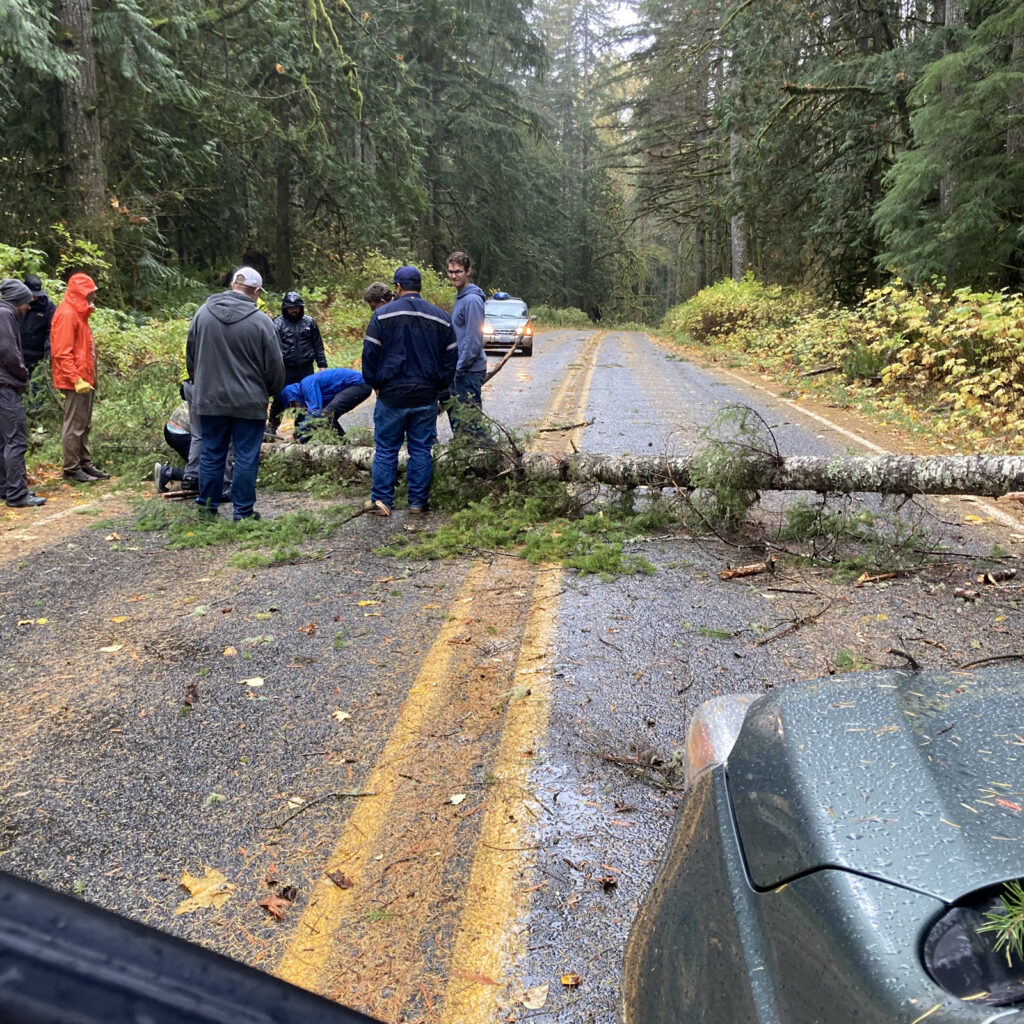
[275,150,293,289]
[55,0,107,233]
[259,446,1024,498]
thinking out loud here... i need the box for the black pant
[0,385,29,503]
[268,362,314,431]
[296,384,372,443]
[164,426,191,461]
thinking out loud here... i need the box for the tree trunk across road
[262,444,1024,498]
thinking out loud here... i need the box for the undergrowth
[777,495,935,579]
[379,482,669,577]
[133,502,356,568]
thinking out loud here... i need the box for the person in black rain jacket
[269,291,327,432]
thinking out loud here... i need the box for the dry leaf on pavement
[521,982,549,1009]
[258,893,290,920]
[174,866,236,915]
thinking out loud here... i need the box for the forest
[1,0,1022,318]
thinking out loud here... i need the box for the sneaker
[63,469,94,483]
[180,476,198,493]
[81,465,110,480]
[233,510,262,521]
[363,499,391,517]
[154,462,172,494]
[408,505,428,515]
[6,494,46,508]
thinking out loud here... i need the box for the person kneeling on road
[154,398,232,495]
[279,367,371,443]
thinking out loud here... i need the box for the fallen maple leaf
[297,621,317,635]
[223,646,237,657]
[332,710,352,723]
[327,869,354,889]
[521,982,549,1009]
[450,793,466,806]
[105,532,121,541]
[240,677,264,687]
[258,893,289,920]
[174,867,236,915]
[561,973,582,988]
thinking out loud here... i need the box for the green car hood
[728,669,1024,900]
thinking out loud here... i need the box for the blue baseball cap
[393,265,422,290]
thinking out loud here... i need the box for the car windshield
[485,299,528,318]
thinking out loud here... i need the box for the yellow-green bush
[664,275,1024,446]
[531,305,593,328]
[661,274,812,346]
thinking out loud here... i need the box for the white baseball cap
[232,266,263,288]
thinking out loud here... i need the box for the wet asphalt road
[3,329,1024,1024]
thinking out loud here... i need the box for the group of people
[1,250,488,519]
[1,271,109,509]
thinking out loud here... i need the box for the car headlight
[923,883,1024,1006]
[483,321,494,336]
[515,325,524,335]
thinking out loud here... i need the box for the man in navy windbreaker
[360,265,457,515]
[279,366,371,442]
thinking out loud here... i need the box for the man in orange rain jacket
[51,273,109,483]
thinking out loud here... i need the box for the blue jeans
[196,415,265,518]
[447,370,487,438]
[371,400,438,509]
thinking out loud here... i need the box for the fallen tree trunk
[260,444,1024,497]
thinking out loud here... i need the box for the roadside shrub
[662,275,812,345]
[531,305,593,327]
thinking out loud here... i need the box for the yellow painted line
[536,331,603,451]
[277,561,493,993]
[440,566,562,1023]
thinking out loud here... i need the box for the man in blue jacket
[445,250,488,438]
[361,265,457,516]
[279,366,371,442]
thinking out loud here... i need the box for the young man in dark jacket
[186,267,285,520]
[269,291,327,433]
[0,279,45,508]
[361,265,457,515]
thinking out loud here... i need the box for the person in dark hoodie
[19,275,55,376]
[445,250,488,438]
[186,267,284,520]
[0,279,45,508]
[279,366,371,442]
[18,275,55,415]
[268,290,327,434]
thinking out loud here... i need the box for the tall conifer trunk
[55,0,107,236]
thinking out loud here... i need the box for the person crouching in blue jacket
[279,367,371,443]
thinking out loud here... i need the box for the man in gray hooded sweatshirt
[0,279,45,507]
[186,267,284,520]
[445,250,488,438]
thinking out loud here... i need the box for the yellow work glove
[73,378,94,394]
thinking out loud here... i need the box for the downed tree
[261,444,1024,497]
